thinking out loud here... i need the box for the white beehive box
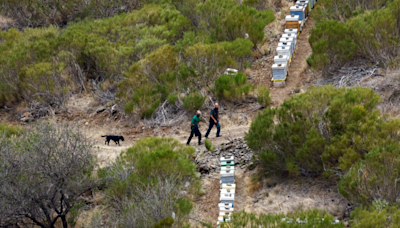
[221,183,236,189]
[285,28,298,34]
[278,42,293,55]
[221,189,236,194]
[272,63,288,81]
[220,156,234,162]
[280,37,296,49]
[221,166,235,172]
[282,33,297,40]
[285,14,299,21]
[276,46,291,58]
[219,206,234,212]
[274,55,289,65]
[218,202,233,207]
[220,169,234,177]
[224,68,238,76]
[220,193,235,201]
[221,160,234,167]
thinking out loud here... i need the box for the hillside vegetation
[308,0,400,72]
[0,0,274,119]
[246,86,400,227]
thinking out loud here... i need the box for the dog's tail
[101,135,107,137]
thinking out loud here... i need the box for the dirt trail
[269,18,315,105]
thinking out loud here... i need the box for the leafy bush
[245,86,400,177]
[339,145,400,204]
[0,123,22,137]
[182,92,206,111]
[310,0,400,71]
[0,0,143,28]
[0,0,276,116]
[98,137,198,227]
[312,0,390,22]
[205,139,215,152]
[215,72,252,100]
[167,93,178,105]
[308,20,358,72]
[152,217,174,228]
[220,209,345,227]
[351,205,400,228]
[257,86,271,107]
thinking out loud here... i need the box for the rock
[198,187,206,195]
[20,112,34,122]
[185,182,190,188]
[195,172,201,178]
[96,107,106,113]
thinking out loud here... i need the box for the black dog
[101,135,124,146]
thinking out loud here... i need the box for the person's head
[196,110,201,117]
[215,103,219,109]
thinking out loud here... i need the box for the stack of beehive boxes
[290,5,306,31]
[272,29,298,86]
[272,0,317,87]
[217,155,235,226]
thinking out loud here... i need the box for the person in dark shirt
[186,110,203,146]
[205,103,221,139]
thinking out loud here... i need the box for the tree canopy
[0,123,96,228]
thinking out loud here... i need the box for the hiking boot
[186,143,190,146]
[216,135,222,138]
[199,142,204,145]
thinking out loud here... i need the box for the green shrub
[257,86,271,107]
[152,217,174,228]
[351,205,400,228]
[221,209,345,227]
[339,145,400,204]
[308,20,357,72]
[0,123,22,137]
[141,99,160,118]
[98,137,198,227]
[124,102,134,114]
[167,93,178,105]
[0,0,277,114]
[310,0,400,70]
[245,86,399,177]
[182,92,205,111]
[0,0,144,28]
[215,72,252,100]
[204,139,215,152]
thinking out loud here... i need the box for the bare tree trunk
[61,215,68,228]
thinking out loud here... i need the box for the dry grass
[0,15,13,29]
[249,174,262,193]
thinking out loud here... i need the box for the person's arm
[191,116,195,126]
[210,110,217,123]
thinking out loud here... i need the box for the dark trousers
[205,121,220,138]
[187,125,201,145]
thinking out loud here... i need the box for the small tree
[245,86,398,177]
[339,145,400,205]
[0,123,97,228]
[97,137,198,227]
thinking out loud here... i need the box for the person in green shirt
[186,110,203,146]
